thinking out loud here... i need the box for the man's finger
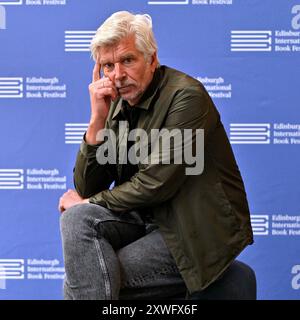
[92,62,101,82]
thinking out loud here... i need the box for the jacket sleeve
[73,135,117,198]
[88,86,218,211]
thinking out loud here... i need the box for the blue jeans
[60,203,186,300]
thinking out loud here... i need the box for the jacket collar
[112,67,162,120]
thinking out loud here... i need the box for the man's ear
[150,52,158,72]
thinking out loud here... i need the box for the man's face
[98,35,157,106]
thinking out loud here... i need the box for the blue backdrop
[0,0,299,300]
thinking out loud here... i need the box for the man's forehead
[98,36,141,62]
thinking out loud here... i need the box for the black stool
[185,260,257,300]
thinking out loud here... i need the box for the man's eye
[124,58,133,64]
[104,63,114,70]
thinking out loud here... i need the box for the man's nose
[114,63,126,82]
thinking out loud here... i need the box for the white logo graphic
[148,0,233,5]
[0,266,5,289]
[231,30,272,52]
[0,77,23,98]
[0,258,65,284]
[292,5,300,30]
[291,265,300,289]
[0,77,66,99]
[64,31,95,52]
[0,169,66,190]
[0,5,5,29]
[251,215,269,235]
[0,0,22,4]
[65,123,88,144]
[0,260,25,279]
[0,169,24,189]
[230,123,271,144]
[251,214,300,237]
[148,0,188,4]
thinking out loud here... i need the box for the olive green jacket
[74,66,253,293]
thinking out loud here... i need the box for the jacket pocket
[213,182,240,232]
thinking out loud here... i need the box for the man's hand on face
[88,62,119,123]
[86,61,119,145]
[58,189,89,213]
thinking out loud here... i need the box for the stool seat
[184,260,257,300]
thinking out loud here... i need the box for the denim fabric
[60,203,186,300]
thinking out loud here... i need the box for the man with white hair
[58,11,253,300]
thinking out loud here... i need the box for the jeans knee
[60,204,90,236]
[60,203,111,237]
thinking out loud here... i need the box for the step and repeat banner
[0,0,299,300]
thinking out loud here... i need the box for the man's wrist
[86,119,106,145]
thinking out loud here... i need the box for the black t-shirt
[118,101,140,184]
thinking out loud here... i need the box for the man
[58,11,253,300]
